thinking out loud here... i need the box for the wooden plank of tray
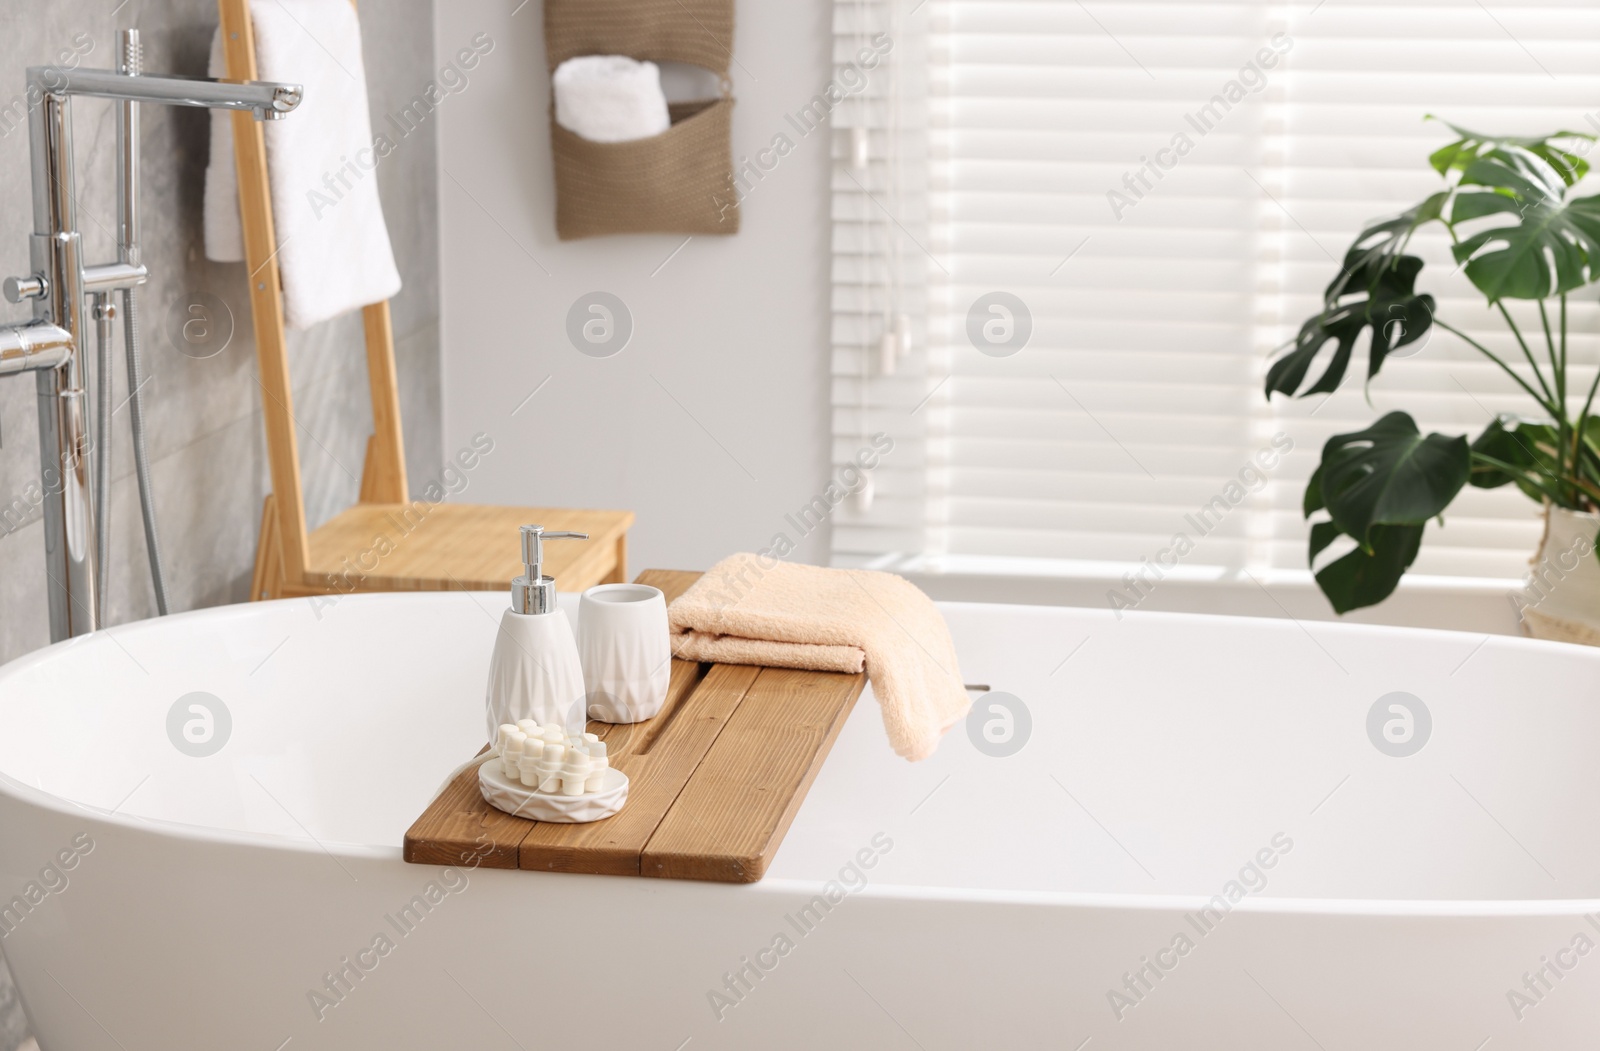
[641,666,864,882]
[402,569,865,882]
[400,745,528,869]
[518,662,759,875]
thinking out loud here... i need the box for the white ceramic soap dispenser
[484,525,590,742]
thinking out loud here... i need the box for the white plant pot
[579,583,671,723]
[1519,505,1600,645]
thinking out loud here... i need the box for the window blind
[829,0,1600,587]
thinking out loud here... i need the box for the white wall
[435,1,836,578]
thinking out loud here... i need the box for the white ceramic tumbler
[579,583,671,723]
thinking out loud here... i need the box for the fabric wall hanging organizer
[545,0,740,239]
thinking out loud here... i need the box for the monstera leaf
[1450,165,1600,301]
[1469,415,1561,500]
[1326,191,1449,303]
[1265,252,1435,399]
[1471,414,1600,507]
[1426,119,1593,190]
[1302,413,1470,613]
[1308,520,1425,615]
[1440,127,1600,301]
[1318,412,1470,544]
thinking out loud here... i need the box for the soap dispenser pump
[485,525,589,743]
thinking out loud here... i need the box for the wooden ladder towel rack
[219,0,632,601]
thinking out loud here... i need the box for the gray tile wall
[0,3,440,1046]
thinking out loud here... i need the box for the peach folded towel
[667,554,969,761]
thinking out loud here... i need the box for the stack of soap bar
[493,722,611,797]
[496,724,525,779]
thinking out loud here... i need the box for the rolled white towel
[553,55,670,144]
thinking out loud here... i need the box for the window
[829,0,1600,589]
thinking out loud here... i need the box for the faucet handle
[3,274,47,304]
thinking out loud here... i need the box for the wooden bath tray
[403,570,867,883]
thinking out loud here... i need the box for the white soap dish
[479,760,628,823]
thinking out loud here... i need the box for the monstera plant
[1267,120,1600,613]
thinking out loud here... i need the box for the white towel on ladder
[204,0,401,330]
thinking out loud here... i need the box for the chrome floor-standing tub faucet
[0,29,300,642]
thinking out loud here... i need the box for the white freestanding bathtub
[0,590,1597,1049]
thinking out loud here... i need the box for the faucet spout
[0,321,72,378]
[32,67,302,121]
